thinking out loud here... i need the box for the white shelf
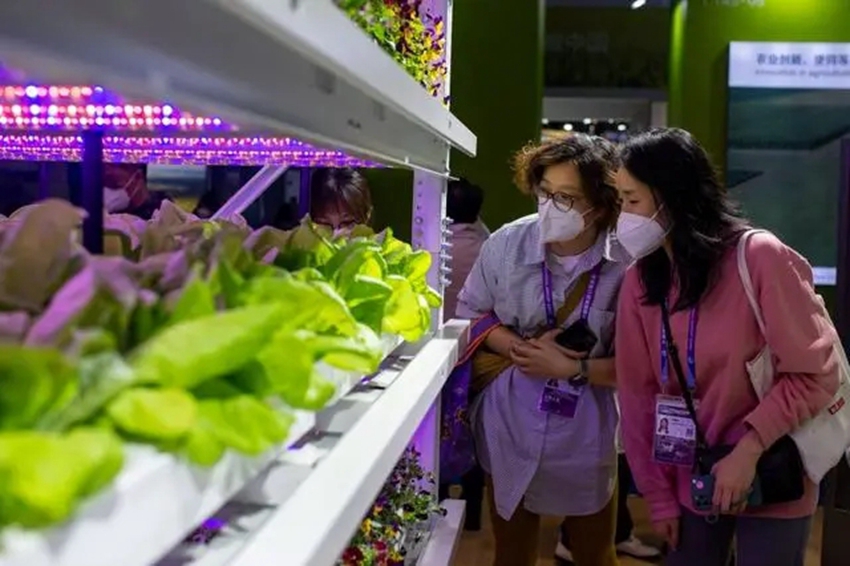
[154,335,462,566]
[417,500,467,566]
[0,410,315,566]
[0,0,476,173]
[229,336,460,566]
[0,332,463,566]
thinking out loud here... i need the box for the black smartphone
[554,320,598,353]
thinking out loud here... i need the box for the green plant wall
[668,0,850,169]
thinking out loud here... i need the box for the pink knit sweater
[616,231,839,522]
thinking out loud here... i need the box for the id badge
[652,394,699,467]
[539,380,581,418]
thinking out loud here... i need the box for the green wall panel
[364,168,413,243]
[668,0,850,168]
[546,6,670,89]
[448,0,545,230]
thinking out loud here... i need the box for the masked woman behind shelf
[614,128,839,566]
[307,167,373,232]
[103,163,169,221]
[453,134,624,566]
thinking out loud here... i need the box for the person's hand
[531,329,589,360]
[510,335,578,379]
[652,517,679,550]
[711,432,763,514]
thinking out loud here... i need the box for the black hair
[619,128,749,311]
[513,133,619,230]
[308,167,372,225]
[447,178,484,224]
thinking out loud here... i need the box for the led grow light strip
[0,84,231,132]
[0,134,381,167]
[0,85,382,166]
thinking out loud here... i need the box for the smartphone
[691,474,763,511]
[555,320,598,353]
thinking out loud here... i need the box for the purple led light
[0,84,382,167]
[0,135,381,168]
[0,84,231,133]
[201,518,227,530]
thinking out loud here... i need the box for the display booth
[726,41,850,287]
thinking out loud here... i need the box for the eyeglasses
[533,186,580,213]
[316,219,358,231]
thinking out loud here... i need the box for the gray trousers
[666,509,812,566]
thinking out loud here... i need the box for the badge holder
[539,380,581,418]
[536,264,600,419]
[652,394,699,467]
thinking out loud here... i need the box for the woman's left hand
[711,433,764,514]
[510,332,579,379]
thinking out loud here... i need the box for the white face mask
[537,199,593,244]
[332,227,353,239]
[103,186,131,213]
[616,209,667,260]
[103,171,139,213]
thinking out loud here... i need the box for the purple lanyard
[660,306,698,389]
[541,263,602,328]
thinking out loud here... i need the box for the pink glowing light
[0,84,231,133]
[0,134,380,167]
[0,84,381,167]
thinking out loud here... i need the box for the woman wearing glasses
[455,134,624,566]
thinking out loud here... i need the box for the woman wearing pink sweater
[613,128,839,566]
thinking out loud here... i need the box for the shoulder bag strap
[737,229,768,337]
[660,300,709,454]
[554,268,592,327]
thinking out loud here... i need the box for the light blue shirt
[457,214,625,519]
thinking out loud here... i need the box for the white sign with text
[729,42,850,90]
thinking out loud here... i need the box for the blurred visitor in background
[444,177,488,323]
[437,176,489,532]
[103,163,169,220]
[309,167,373,233]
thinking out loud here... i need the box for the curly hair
[512,134,619,230]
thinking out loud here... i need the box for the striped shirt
[456,213,626,519]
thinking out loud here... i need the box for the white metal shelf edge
[222,0,476,157]
[417,500,466,566]
[0,0,476,172]
[228,337,460,566]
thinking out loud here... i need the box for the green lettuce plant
[0,200,443,534]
